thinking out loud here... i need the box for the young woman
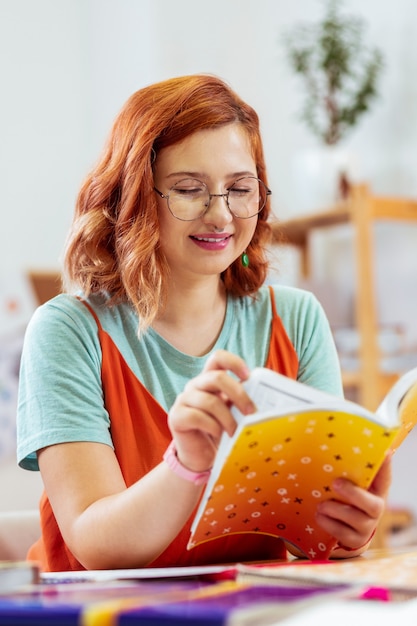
[17,74,391,572]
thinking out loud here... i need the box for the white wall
[2,0,417,269]
[1,1,83,272]
[1,0,417,514]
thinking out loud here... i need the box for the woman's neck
[152,278,227,356]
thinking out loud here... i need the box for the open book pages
[235,366,417,428]
[377,366,417,451]
[215,365,417,460]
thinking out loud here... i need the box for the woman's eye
[172,179,206,197]
[229,186,251,196]
[176,187,203,196]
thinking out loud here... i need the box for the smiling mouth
[190,235,231,242]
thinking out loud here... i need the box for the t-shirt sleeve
[271,285,344,397]
[17,296,113,471]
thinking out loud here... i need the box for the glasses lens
[167,178,209,221]
[228,177,267,218]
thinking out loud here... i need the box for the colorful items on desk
[4,550,417,625]
[0,578,352,626]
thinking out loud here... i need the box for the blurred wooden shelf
[27,270,62,305]
[271,184,417,410]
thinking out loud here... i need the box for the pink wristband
[163,441,211,485]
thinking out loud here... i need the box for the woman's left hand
[315,454,392,557]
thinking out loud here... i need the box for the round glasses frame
[154,176,272,221]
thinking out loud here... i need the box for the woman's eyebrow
[165,171,207,180]
[165,170,257,181]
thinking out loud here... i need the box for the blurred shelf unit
[271,183,417,410]
[27,270,62,306]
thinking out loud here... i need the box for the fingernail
[241,365,251,379]
[245,401,256,415]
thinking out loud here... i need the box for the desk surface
[2,550,417,625]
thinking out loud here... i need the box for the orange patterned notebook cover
[188,367,417,561]
[188,408,398,560]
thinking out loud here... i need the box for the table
[2,551,417,625]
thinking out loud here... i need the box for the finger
[317,478,386,548]
[184,369,256,418]
[171,405,224,470]
[316,512,367,548]
[317,498,373,531]
[170,408,224,447]
[316,500,375,548]
[203,350,251,382]
[331,478,384,521]
[171,387,238,437]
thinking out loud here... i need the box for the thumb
[369,453,392,499]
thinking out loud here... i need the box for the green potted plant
[283,0,384,208]
[284,0,384,146]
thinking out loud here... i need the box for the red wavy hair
[64,74,272,332]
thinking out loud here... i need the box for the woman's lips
[189,233,232,250]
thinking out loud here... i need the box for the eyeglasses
[154,176,271,221]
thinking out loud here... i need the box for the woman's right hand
[167,350,256,473]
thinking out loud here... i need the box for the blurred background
[1,0,417,548]
[1,0,417,270]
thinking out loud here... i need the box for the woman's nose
[202,193,233,227]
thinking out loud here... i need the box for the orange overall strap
[265,285,299,379]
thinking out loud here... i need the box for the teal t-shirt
[17,284,342,470]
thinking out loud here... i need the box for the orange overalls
[29,287,298,571]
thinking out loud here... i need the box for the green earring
[241,251,249,268]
